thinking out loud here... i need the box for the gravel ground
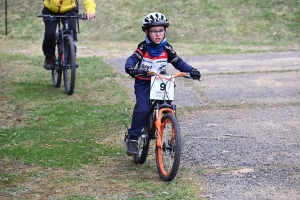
[105,52,300,200]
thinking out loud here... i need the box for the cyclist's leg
[65,9,78,66]
[127,79,150,155]
[66,9,78,46]
[42,7,58,69]
[128,79,150,140]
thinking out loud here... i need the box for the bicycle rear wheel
[63,35,76,95]
[156,113,181,181]
[134,108,153,164]
[52,33,62,87]
[134,128,150,164]
[52,67,62,87]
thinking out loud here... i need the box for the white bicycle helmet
[142,12,169,31]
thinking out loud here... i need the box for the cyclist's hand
[86,13,95,20]
[126,68,148,78]
[190,68,201,80]
[135,68,148,76]
[126,67,136,78]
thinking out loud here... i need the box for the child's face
[146,26,165,44]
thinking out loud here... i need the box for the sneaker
[44,57,53,70]
[126,139,139,156]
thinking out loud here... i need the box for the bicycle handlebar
[37,13,88,20]
[148,71,189,78]
[135,70,196,79]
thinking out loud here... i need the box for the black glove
[126,67,136,77]
[190,68,201,80]
[126,67,148,78]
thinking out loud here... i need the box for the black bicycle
[38,14,87,95]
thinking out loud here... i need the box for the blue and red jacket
[125,41,193,81]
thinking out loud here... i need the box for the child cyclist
[125,12,201,156]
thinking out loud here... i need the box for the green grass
[0,54,131,169]
[0,0,299,54]
[0,53,203,199]
[0,0,299,199]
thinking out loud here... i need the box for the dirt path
[105,52,300,200]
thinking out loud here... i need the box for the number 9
[160,83,166,91]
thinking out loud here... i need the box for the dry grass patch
[1,154,204,199]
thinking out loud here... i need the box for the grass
[0,0,299,55]
[0,53,204,199]
[0,0,299,199]
[0,55,130,167]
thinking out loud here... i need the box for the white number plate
[150,75,175,100]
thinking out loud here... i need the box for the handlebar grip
[78,13,87,20]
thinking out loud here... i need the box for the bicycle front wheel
[52,33,62,87]
[63,35,76,95]
[156,113,181,181]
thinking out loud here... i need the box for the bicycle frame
[38,14,87,95]
[148,72,188,147]
[155,103,175,147]
[57,21,73,70]
[38,14,86,69]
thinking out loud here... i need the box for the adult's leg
[65,9,78,42]
[42,7,58,58]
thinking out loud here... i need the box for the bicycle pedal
[126,151,137,157]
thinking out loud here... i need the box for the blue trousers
[128,79,151,139]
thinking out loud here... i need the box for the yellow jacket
[44,0,96,14]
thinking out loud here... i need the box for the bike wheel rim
[157,118,175,176]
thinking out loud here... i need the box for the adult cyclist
[42,0,96,70]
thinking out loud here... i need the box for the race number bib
[150,76,175,100]
[140,58,167,74]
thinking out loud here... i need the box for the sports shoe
[44,57,54,70]
[126,139,139,156]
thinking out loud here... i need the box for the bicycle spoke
[134,128,150,164]
[156,113,181,181]
[52,37,62,87]
[63,35,76,95]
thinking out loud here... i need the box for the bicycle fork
[155,108,175,148]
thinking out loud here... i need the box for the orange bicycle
[125,71,194,181]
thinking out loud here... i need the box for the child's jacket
[125,41,193,81]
